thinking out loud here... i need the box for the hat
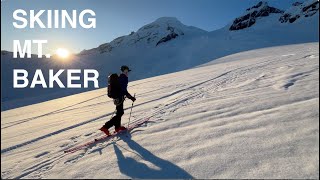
[121,65,131,72]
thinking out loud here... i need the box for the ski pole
[127,93,135,128]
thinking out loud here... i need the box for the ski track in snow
[1,43,319,179]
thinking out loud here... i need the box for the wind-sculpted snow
[1,43,319,179]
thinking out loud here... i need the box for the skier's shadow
[113,135,193,179]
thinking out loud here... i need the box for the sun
[56,48,70,58]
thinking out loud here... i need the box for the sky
[1,0,297,54]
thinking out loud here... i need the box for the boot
[99,127,111,136]
[115,126,127,133]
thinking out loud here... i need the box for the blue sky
[1,0,296,54]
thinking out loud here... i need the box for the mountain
[1,42,319,179]
[229,1,284,30]
[230,0,319,30]
[279,0,319,23]
[79,17,207,55]
[1,1,319,111]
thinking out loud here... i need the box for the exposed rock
[156,25,184,46]
[302,0,319,17]
[230,1,284,31]
[156,32,179,46]
[280,0,319,23]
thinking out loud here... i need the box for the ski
[64,117,150,154]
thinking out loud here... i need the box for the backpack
[107,73,121,99]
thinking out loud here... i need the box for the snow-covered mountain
[79,17,207,55]
[1,0,319,110]
[229,0,319,30]
[1,43,319,179]
[229,1,284,30]
[280,0,319,23]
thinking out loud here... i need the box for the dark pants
[104,102,124,129]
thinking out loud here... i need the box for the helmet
[121,65,131,72]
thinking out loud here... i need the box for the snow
[280,0,319,23]
[2,2,319,110]
[80,16,207,53]
[1,42,319,179]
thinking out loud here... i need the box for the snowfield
[1,43,319,179]
[2,2,318,110]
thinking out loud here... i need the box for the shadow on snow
[113,135,193,179]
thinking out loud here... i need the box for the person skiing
[100,65,136,135]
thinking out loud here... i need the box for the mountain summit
[229,1,284,30]
[79,17,206,55]
[80,0,319,56]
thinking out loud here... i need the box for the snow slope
[1,43,319,179]
[1,1,319,110]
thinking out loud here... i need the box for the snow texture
[1,43,319,179]
[1,2,319,110]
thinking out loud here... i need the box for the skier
[100,65,136,135]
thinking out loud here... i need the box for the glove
[127,94,136,102]
[130,96,136,102]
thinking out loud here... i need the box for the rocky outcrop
[79,17,204,55]
[279,0,319,23]
[230,1,284,31]
[156,26,184,46]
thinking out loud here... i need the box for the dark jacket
[118,73,132,98]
